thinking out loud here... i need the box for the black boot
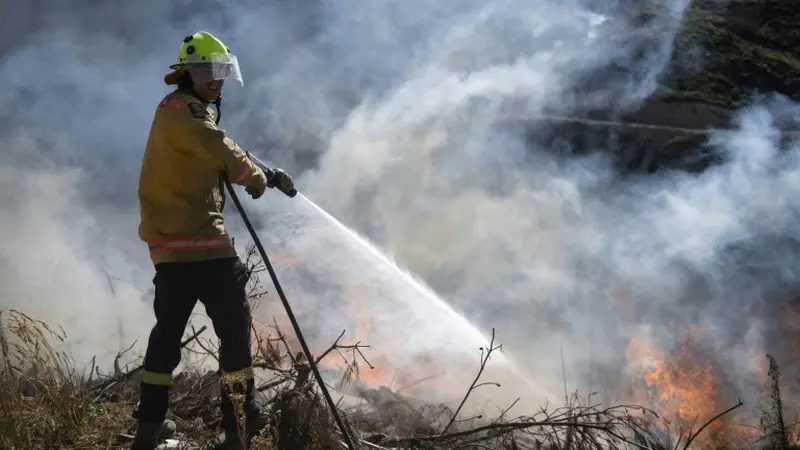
[131,383,176,449]
[130,419,177,450]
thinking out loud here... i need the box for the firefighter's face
[187,65,225,102]
[194,79,224,102]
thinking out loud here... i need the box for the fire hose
[213,98,356,450]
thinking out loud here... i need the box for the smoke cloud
[0,0,797,419]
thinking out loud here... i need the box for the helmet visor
[185,52,243,86]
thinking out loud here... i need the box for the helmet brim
[164,67,186,85]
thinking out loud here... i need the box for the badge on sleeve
[187,102,209,120]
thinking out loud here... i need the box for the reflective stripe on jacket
[138,88,267,264]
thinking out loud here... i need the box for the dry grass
[0,307,655,450]
[0,309,136,449]
[1,246,796,450]
[0,306,335,450]
[2,307,797,450]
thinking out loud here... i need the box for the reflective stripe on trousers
[142,367,253,386]
[142,370,172,386]
[220,366,255,385]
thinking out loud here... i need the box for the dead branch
[256,328,371,392]
[315,329,347,365]
[86,355,96,387]
[492,398,521,425]
[396,418,621,445]
[294,351,312,390]
[308,331,375,389]
[334,340,375,385]
[252,332,292,373]
[765,354,790,450]
[681,399,744,450]
[429,399,664,450]
[111,339,137,378]
[395,371,447,394]
[256,375,293,393]
[272,317,295,364]
[440,328,502,435]
[88,325,207,398]
[190,325,219,363]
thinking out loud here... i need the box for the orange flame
[625,327,733,448]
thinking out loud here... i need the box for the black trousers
[135,256,256,423]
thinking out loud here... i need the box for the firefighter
[131,31,295,450]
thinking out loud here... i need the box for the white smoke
[0,0,797,420]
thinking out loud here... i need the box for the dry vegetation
[1,245,798,450]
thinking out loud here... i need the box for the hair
[178,71,194,91]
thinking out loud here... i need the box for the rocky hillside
[524,0,800,173]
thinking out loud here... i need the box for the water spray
[246,150,542,410]
[297,193,496,345]
[213,101,355,450]
[290,182,544,395]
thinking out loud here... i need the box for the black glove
[245,167,268,199]
[267,168,294,195]
[245,183,266,200]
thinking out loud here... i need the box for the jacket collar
[176,86,209,105]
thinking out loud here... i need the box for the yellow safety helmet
[164,31,243,86]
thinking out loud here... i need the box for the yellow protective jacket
[138,88,267,265]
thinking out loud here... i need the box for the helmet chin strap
[213,95,222,126]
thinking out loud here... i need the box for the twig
[677,413,700,450]
[493,398,521,425]
[681,399,744,450]
[315,330,347,365]
[272,317,295,364]
[673,431,683,450]
[561,345,568,405]
[397,419,615,444]
[86,355,97,387]
[89,325,208,397]
[355,439,393,450]
[440,328,502,435]
[332,339,374,369]
[604,429,657,450]
[766,354,790,450]
[190,325,219,363]
[330,337,375,387]
[256,376,292,393]
[395,371,448,394]
[294,351,312,389]
[112,339,138,377]
[455,414,484,423]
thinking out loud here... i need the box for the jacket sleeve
[172,101,269,188]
